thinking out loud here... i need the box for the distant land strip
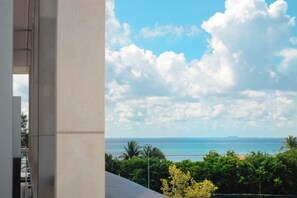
[165,154,206,156]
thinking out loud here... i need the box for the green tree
[161,165,217,198]
[172,150,297,195]
[118,157,172,192]
[276,148,297,194]
[199,151,241,193]
[150,159,172,192]
[120,140,141,160]
[203,150,220,162]
[105,153,120,174]
[244,152,286,194]
[142,144,166,160]
[21,112,28,148]
[281,135,297,150]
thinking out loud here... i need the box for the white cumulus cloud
[13,75,29,115]
[201,0,295,90]
[106,0,131,49]
[278,48,297,70]
[139,24,200,39]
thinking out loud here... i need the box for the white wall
[13,97,21,158]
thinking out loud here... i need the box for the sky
[14,0,297,138]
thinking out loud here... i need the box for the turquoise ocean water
[105,137,283,162]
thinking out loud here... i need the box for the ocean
[105,137,284,162]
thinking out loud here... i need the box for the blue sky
[114,0,297,60]
[115,0,224,60]
[14,0,297,138]
[114,0,226,60]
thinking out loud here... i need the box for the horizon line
[105,136,288,139]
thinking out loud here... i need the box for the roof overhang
[13,0,34,74]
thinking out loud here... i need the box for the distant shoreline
[105,136,285,139]
[105,137,283,162]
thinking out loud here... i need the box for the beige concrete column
[55,0,105,197]
[0,0,13,197]
[29,0,104,197]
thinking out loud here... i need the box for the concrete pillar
[13,97,21,198]
[37,0,57,197]
[28,0,105,197]
[55,0,105,197]
[0,0,13,197]
[29,0,57,197]
[28,0,40,196]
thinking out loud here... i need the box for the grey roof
[106,172,167,198]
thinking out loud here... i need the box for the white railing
[21,147,33,198]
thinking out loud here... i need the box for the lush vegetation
[175,149,297,195]
[106,137,297,196]
[106,153,172,192]
[21,112,28,148]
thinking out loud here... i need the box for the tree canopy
[281,135,297,150]
[106,139,297,195]
[142,144,166,160]
[21,112,28,148]
[120,140,142,160]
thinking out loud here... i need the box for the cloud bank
[106,0,297,137]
